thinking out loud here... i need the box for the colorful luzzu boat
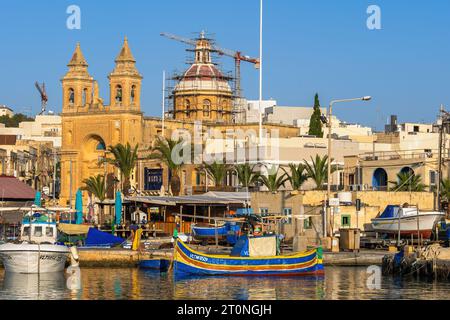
[173,236,324,277]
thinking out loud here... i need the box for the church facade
[59,35,299,206]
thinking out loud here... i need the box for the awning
[58,223,91,235]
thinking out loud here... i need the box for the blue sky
[0,0,449,130]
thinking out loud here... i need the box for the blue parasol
[75,189,83,224]
[115,191,122,226]
[34,191,42,207]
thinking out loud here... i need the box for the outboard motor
[69,246,80,268]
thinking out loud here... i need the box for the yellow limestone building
[60,36,299,205]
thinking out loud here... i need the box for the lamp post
[325,96,372,239]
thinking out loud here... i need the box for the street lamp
[325,96,372,240]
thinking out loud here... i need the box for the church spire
[115,36,136,63]
[68,42,88,67]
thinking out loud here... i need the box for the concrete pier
[0,247,391,268]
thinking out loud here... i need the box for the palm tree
[82,175,106,224]
[234,163,260,189]
[101,143,138,195]
[204,161,229,187]
[440,179,450,203]
[304,155,337,190]
[148,137,186,196]
[258,170,288,193]
[390,172,427,192]
[282,163,309,191]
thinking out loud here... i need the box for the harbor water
[1,266,450,300]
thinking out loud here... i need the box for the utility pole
[437,105,449,211]
[53,152,57,203]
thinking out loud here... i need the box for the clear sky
[0,0,449,130]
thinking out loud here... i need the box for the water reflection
[0,267,450,300]
[2,272,66,300]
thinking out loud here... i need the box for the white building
[0,114,61,148]
[0,105,14,117]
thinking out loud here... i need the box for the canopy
[379,205,399,219]
[75,189,83,224]
[85,228,125,247]
[58,223,91,235]
[115,191,122,225]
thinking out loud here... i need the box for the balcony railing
[359,150,436,162]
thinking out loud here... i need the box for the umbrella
[75,189,83,225]
[115,191,122,226]
[34,191,42,207]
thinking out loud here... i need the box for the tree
[102,143,138,196]
[148,137,186,196]
[390,172,427,192]
[308,93,324,138]
[234,163,260,189]
[282,163,309,191]
[0,113,34,128]
[304,155,337,190]
[258,169,288,193]
[440,179,450,203]
[204,161,229,187]
[82,175,106,224]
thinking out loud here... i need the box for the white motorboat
[371,205,445,239]
[0,208,70,274]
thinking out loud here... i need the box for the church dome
[174,33,232,94]
[174,64,232,92]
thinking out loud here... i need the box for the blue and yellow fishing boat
[173,236,324,277]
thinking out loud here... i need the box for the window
[131,85,136,103]
[283,208,292,224]
[46,227,54,237]
[414,126,420,133]
[341,215,351,228]
[304,217,312,229]
[82,88,87,105]
[260,208,269,215]
[203,99,211,117]
[68,88,75,105]
[185,99,191,118]
[96,141,106,151]
[34,226,43,237]
[196,171,201,186]
[430,171,438,186]
[115,85,123,104]
[23,227,30,237]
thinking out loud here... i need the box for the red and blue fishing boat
[173,235,324,277]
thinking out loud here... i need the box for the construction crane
[35,81,48,115]
[160,32,260,99]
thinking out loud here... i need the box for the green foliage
[440,179,450,202]
[258,169,288,192]
[308,93,324,138]
[390,172,427,192]
[234,163,260,188]
[101,143,138,195]
[282,163,309,191]
[82,175,106,202]
[0,113,34,127]
[148,137,186,195]
[204,161,229,187]
[304,155,336,190]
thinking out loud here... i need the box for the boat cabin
[20,214,58,244]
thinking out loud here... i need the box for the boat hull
[173,240,324,277]
[0,243,70,274]
[371,213,444,239]
[192,224,228,238]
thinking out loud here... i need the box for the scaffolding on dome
[161,31,255,124]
